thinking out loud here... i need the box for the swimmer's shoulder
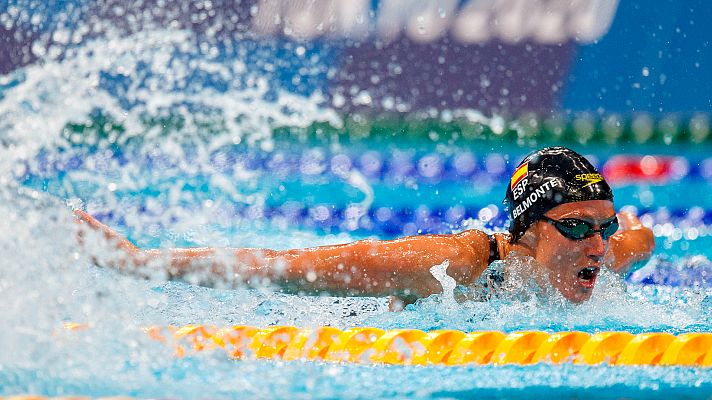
[452,228,488,252]
[452,229,512,269]
[450,230,511,301]
[453,229,510,252]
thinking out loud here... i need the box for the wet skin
[75,199,653,304]
[518,200,616,303]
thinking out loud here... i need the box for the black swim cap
[504,147,613,243]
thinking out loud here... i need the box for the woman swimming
[75,146,654,304]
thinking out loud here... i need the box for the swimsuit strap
[487,233,500,264]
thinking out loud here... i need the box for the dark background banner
[2,0,709,115]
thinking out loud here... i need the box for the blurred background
[3,0,711,244]
[3,0,711,114]
[1,1,712,397]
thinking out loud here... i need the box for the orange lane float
[575,331,635,365]
[411,330,467,365]
[660,333,712,367]
[323,327,385,363]
[444,331,506,365]
[531,331,591,364]
[66,324,712,367]
[283,326,342,361]
[491,331,550,365]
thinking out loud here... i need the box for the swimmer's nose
[586,234,606,259]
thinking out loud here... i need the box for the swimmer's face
[529,200,616,303]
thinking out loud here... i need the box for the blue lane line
[23,149,712,182]
[91,203,712,239]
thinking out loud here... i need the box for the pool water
[3,128,712,398]
[1,9,711,399]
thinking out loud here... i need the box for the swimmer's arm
[75,211,492,298]
[148,229,491,298]
[278,229,491,297]
[607,211,655,275]
[74,210,142,266]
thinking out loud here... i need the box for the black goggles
[541,216,619,241]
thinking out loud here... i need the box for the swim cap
[504,147,613,242]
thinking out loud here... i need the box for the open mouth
[576,266,600,289]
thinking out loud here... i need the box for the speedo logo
[575,173,604,188]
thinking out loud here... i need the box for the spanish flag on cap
[510,162,528,189]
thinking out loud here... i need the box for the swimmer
[75,146,654,304]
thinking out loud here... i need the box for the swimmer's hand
[72,210,218,280]
[73,210,142,267]
[607,210,655,275]
[617,210,645,231]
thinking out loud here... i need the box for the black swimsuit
[463,234,505,301]
[487,233,500,264]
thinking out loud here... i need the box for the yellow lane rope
[6,326,712,400]
[8,326,710,400]
[126,324,712,367]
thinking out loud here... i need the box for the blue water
[1,5,712,398]
[3,137,712,398]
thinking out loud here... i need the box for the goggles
[540,216,619,241]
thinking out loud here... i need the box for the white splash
[429,259,457,308]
